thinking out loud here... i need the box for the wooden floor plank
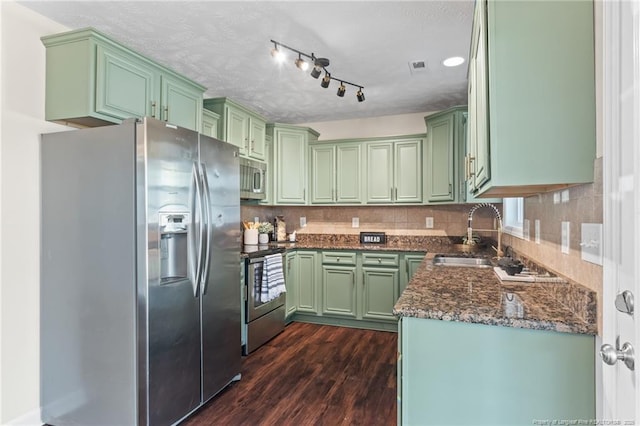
[182,322,397,426]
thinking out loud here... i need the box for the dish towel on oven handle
[262,253,286,302]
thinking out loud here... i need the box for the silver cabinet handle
[615,290,634,315]
[601,342,635,370]
[395,187,398,200]
[151,101,157,119]
[164,106,169,122]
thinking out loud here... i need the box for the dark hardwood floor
[183,322,397,426]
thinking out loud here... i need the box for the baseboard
[291,314,399,332]
[5,407,42,426]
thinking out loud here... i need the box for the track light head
[271,43,285,63]
[321,73,331,88]
[310,65,322,79]
[356,89,365,102]
[337,83,346,97]
[295,55,309,71]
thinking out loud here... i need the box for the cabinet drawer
[321,252,357,266]
[362,253,399,267]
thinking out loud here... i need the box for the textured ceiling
[21,1,474,124]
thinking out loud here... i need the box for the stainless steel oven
[243,251,286,354]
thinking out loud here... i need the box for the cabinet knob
[378,258,382,263]
[336,257,340,262]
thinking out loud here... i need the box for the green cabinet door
[425,113,455,202]
[274,127,309,204]
[401,254,426,295]
[394,140,422,203]
[160,74,202,131]
[322,265,357,318]
[297,251,319,314]
[284,251,298,318]
[249,117,266,161]
[336,144,362,203]
[201,108,219,138]
[225,105,249,155]
[366,142,394,203]
[362,267,398,321]
[310,145,336,203]
[95,44,156,120]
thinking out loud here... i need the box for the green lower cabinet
[322,265,358,318]
[296,251,320,314]
[361,267,398,321]
[400,253,426,295]
[284,251,298,318]
[399,317,595,425]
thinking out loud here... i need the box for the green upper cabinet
[203,98,266,160]
[309,142,363,204]
[365,138,423,204]
[310,145,336,204]
[268,123,320,205]
[424,109,459,202]
[41,28,205,131]
[467,0,596,198]
[201,108,220,138]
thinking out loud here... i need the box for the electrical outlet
[425,217,434,228]
[523,219,530,241]
[535,220,541,244]
[352,217,359,228]
[553,192,561,204]
[581,223,603,265]
[561,189,570,203]
[300,216,307,228]
[561,221,570,254]
[254,216,259,224]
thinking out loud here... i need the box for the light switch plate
[425,217,434,228]
[300,216,307,228]
[534,220,541,244]
[523,219,530,241]
[561,221,570,254]
[352,217,359,228]
[581,223,603,265]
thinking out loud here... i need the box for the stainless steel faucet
[466,203,503,257]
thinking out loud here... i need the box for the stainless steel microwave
[239,157,266,200]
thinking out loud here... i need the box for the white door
[601,0,639,423]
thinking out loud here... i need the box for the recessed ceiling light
[443,56,465,67]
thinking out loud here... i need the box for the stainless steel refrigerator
[40,117,241,426]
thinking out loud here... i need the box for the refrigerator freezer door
[198,134,242,401]
[141,118,202,425]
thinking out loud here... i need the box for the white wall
[0,2,70,424]
[301,110,434,140]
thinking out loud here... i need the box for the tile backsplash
[242,204,501,240]
[502,158,603,331]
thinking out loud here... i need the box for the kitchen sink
[432,254,493,268]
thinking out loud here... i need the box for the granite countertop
[393,253,597,335]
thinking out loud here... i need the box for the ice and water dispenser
[159,212,189,282]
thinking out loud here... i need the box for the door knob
[600,342,635,371]
[614,290,634,315]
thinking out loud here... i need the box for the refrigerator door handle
[191,162,203,297]
[200,163,213,295]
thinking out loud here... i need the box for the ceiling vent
[408,60,429,75]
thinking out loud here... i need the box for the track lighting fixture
[269,39,365,102]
